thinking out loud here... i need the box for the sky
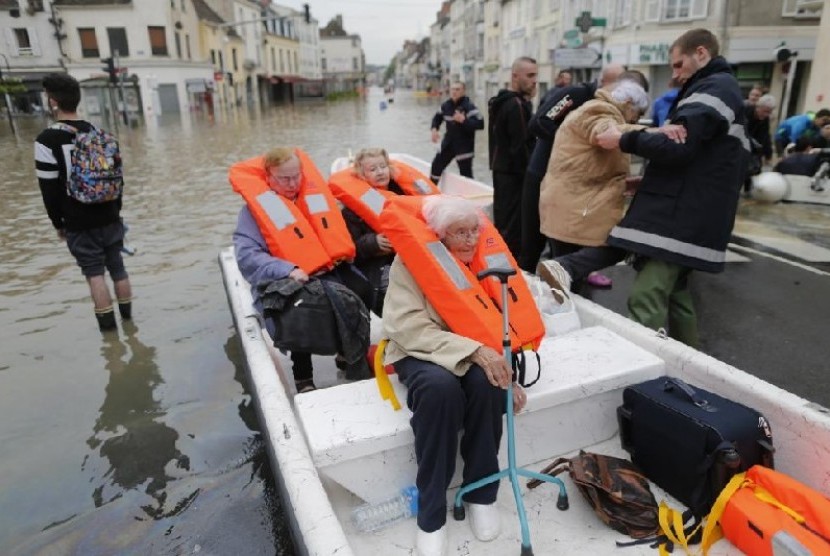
[282,0,444,66]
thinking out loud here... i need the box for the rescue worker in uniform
[429,82,484,182]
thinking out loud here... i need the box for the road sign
[563,29,583,48]
[576,11,593,32]
[554,48,602,69]
[575,11,608,33]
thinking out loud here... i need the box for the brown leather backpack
[528,451,659,539]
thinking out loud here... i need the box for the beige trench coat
[539,89,644,247]
[382,257,482,376]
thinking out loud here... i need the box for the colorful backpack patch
[52,123,124,204]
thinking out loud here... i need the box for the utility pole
[0,54,18,136]
[114,50,128,126]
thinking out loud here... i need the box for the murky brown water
[0,89,496,555]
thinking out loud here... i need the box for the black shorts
[65,220,128,280]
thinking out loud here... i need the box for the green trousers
[627,259,700,348]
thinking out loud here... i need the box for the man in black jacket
[595,28,748,347]
[488,56,538,258]
[429,82,484,181]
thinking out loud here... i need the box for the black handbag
[259,278,340,355]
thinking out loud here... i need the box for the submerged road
[582,199,830,410]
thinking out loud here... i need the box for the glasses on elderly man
[445,226,481,243]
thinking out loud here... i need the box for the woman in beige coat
[538,81,649,289]
[382,195,527,556]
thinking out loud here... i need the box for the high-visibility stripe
[677,92,749,152]
[257,191,295,230]
[678,92,735,123]
[37,169,59,179]
[304,193,328,215]
[729,123,751,152]
[467,109,481,118]
[427,240,472,291]
[360,187,387,216]
[455,152,474,161]
[610,226,726,264]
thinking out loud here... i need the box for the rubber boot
[118,299,132,320]
[95,307,117,331]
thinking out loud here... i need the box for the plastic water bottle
[351,485,418,533]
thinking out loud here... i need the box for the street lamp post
[0,53,18,136]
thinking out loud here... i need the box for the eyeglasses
[362,163,389,174]
[269,172,301,186]
[445,227,481,243]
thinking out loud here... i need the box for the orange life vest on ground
[329,160,440,231]
[229,149,355,274]
[702,465,830,556]
[379,196,544,352]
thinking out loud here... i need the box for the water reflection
[86,322,191,518]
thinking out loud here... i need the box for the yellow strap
[657,500,708,556]
[700,473,749,555]
[754,487,806,524]
[658,501,691,554]
[373,339,401,411]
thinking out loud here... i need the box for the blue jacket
[233,206,295,308]
[607,57,748,273]
[651,89,679,127]
[775,113,818,145]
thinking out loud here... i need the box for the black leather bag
[617,377,775,517]
[259,278,340,355]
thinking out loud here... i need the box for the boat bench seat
[294,326,666,504]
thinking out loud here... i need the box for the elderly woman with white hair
[536,79,650,292]
[382,195,527,556]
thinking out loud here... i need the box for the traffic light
[101,57,117,84]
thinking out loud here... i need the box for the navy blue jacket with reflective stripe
[430,96,484,157]
[608,57,749,273]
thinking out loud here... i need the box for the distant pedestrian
[429,82,484,181]
[745,83,767,106]
[35,73,133,332]
[774,109,830,156]
[773,138,821,176]
[553,69,573,89]
[743,94,776,192]
[651,79,680,127]
[488,56,538,258]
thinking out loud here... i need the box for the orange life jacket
[229,149,355,274]
[329,160,440,231]
[379,196,544,352]
[705,465,830,556]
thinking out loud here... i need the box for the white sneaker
[467,502,501,542]
[537,260,573,299]
[416,524,447,556]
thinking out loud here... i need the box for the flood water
[0,88,492,555]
